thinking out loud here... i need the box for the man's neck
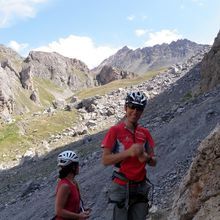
[125,119,138,131]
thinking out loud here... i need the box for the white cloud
[0,0,48,28]
[144,29,182,46]
[135,29,149,37]
[34,35,119,69]
[8,40,29,55]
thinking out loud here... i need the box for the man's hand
[138,153,157,166]
[138,152,151,163]
[127,143,144,157]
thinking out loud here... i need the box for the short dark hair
[58,162,79,179]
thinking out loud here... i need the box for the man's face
[125,103,144,124]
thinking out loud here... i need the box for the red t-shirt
[55,178,80,220]
[102,122,155,185]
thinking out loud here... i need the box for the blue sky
[0,0,220,69]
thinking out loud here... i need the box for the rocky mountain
[0,40,211,120]
[93,39,210,75]
[0,47,95,119]
[21,51,93,90]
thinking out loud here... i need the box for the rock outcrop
[199,30,220,93]
[96,65,137,85]
[169,124,220,220]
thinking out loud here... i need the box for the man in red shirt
[101,91,156,220]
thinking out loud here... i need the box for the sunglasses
[127,103,144,111]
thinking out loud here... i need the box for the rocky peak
[117,45,131,54]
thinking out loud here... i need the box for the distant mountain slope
[93,39,210,75]
[0,47,95,118]
[21,51,94,91]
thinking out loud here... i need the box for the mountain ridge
[93,39,210,75]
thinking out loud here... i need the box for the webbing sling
[112,170,128,182]
[112,171,154,208]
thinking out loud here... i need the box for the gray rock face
[199,30,220,93]
[96,65,137,85]
[20,51,94,91]
[94,39,210,74]
[169,124,220,220]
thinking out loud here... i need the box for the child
[55,150,91,220]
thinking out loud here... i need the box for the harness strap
[112,171,146,185]
[112,171,128,182]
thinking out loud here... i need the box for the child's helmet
[57,150,79,166]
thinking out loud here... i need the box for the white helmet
[125,91,147,107]
[57,150,79,166]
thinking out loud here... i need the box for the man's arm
[102,143,144,166]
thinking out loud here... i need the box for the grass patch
[25,109,78,140]
[181,91,193,102]
[0,109,78,163]
[33,77,63,105]
[76,68,166,99]
[71,68,88,82]
[0,122,28,162]
[0,123,20,149]
[33,77,64,93]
